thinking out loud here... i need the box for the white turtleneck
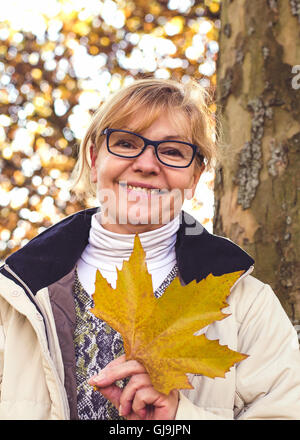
[76,211,180,295]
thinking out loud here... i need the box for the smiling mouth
[118,182,168,194]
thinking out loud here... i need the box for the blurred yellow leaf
[73,21,90,36]
[31,68,43,80]
[89,45,99,55]
[127,17,141,32]
[207,27,219,41]
[100,36,110,46]
[211,73,217,86]
[0,45,7,56]
[0,90,9,104]
[209,2,220,13]
[13,171,25,185]
[165,16,184,35]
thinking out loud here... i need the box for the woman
[0,78,300,420]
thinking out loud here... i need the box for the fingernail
[89,371,106,385]
[95,371,106,383]
[88,375,97,385]
[119,404,123,416]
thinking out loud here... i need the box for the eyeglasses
[101,128,204,168]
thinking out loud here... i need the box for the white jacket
[0,208,300,419]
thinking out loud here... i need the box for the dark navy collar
[2,208,254,294]
[176,211,254,284]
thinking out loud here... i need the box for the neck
[86,210,180,265]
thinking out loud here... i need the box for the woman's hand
[88,355,179,420]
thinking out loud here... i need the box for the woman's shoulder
[228,273,282,325]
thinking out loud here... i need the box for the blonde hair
[70,77,221,201]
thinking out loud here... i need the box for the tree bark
[214,0,300,331]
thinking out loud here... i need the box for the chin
[100,204,177,233]
[125,208,175,228]
[119,213,156,230]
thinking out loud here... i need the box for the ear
[90,144,98,183]
[186,162,205,200]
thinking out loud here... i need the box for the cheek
[171,171,197,202]
[94,155,115,186]
[166,170,195,191]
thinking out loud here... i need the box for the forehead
[121,108,192,140]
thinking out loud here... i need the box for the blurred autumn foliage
[0,0,220,261]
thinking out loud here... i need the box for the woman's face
[90,112,203,234]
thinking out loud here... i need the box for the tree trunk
[214,0,300,331]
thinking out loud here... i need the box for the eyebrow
[162,134,186,140]
[125,128,188,141]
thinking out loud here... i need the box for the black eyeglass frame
[100,128,204,169]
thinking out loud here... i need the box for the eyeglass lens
[108,131,194,167]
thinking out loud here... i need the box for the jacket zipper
[4,263,41,306]
[3,263,53,344]
[3,263,70,419]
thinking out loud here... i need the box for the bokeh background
[0,0,221,262]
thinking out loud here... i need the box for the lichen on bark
[267,138,289,177]
[289,0,300,23]
[236,98,265,209]
[268,0,278,12]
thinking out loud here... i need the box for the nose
[131,144,161,174]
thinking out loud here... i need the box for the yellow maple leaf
[90,235,248,395]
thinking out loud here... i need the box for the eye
[114,139,139,149]
[117,140,134,148]
[159,147,184,158]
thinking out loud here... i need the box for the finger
[105,353,126,368]
[91,359,147,388]
[95,384,123,411]
[88,354,126,385]
[132,386,160,419]
[119,373,152,416]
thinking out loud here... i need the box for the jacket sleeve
[175,282,300,420]
[234,283,300,419]
[176,392,231,419]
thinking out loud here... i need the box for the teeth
[119,182,165,193]
[127,184,160,193]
